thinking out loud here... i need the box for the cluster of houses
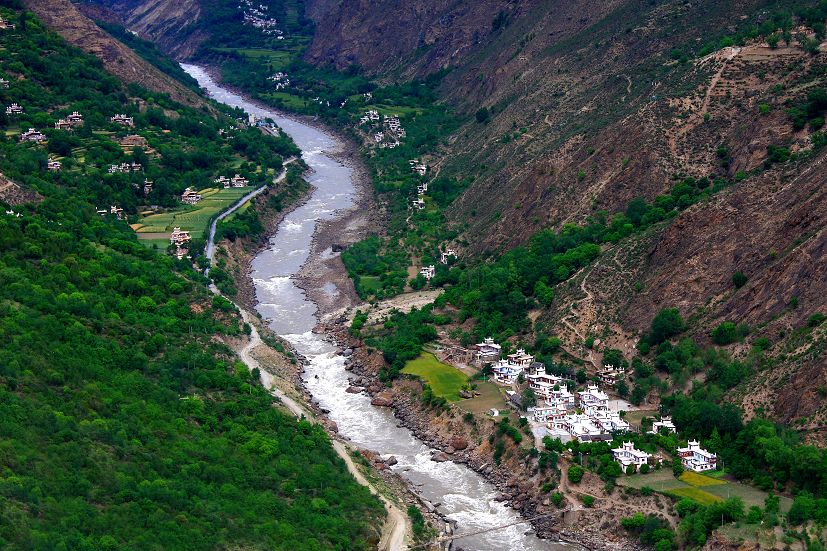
[110,114,134,127]
[54,111,84,130]
[214,174,249,188]
[170,227,191,259]
[239,0,284,37]
[0,17,15,30]
[5,103,23,115]
[108,162,143,174]
[608,438,716,474]
[97,205,124,220]
[181,187,202,205]
[268,72,290,90]
[360,111,404,149]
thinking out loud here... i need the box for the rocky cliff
[24,0,203,106]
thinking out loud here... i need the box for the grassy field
[620,468,792,510]
[402,352,468,401]
[679,471,727,487]
[359,276,382,293]
[456,380,508,414]
[134,187,252,241]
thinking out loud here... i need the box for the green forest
[0,7,383,550]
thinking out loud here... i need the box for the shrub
[581,494,595,507]
[475,107,490,123]
[732,271,747,288]
[568,465,584,483]
[808,313,825,327]
[640,464,650,474]
[648,308,686,344]
[711,321,739,345]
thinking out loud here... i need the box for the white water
[183,64,570,551]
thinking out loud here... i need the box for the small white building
[552,414,609,441]
[47,158,61,171]
[598,364,626,386]
[417,183,428,194]
[170,227,191,246]
[0,17,15,30]
[109,205,124,220]
[143,179,153,195]
[420,265,436,280]
[530,403,568,423]
[181,187,202,205]
[231,174,249,187]
[215,176,230,188]
[593,410,630,433]
[111,114,134,127]
[491,359,524,385]
[54,119,73,130]
[612,442,651,471]
[507,348,535,369]
[20,128,46,143]
[650,416,677,434]
[5,103,23,115]
[412,197,425,210]
[0,78,9,89]
[677,440,717,472]
[66,111,84,126]
[578,384,610,417]
[475,337,501,364]
[440,248,457,264]
[526,363,565,401]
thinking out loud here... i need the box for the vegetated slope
[304,0,827,426]
[0,7,383,549]
[22,0,203,107]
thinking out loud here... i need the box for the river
[182,64,570,551]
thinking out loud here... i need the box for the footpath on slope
[205,166,410,551]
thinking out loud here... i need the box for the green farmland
[402,352,468,401]
[132,187,253,244]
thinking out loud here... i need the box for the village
[4,91,260,260]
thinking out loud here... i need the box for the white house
[181,187,202,205]
[143,179,153,195]
[109,205,124,220]
[526,363,565,401]
[54,119,73,130]
[598,364,626,386]
[419,265,435,280]
[677,440,717,472]
[491,359,524,385]
[66,111,84,126]
[47,158,61,171]
[612,442,651,471]
[5,103,23,115]
[111,114,134,127]
[231,174,249,187]
[650,416,677,434]
[412,197,425,210]
[507,348,535,368]
[475,337,501,364]
[530,403,567,423]
[20,128,46,143]
[0,78,9,88]
[552,413,609,441]
[593,410,630,433]
[440,248,457,264]
[0,17,15,29]
[578,384,610,416]
[170,227,191,246]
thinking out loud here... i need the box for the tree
[711,321,738,345]
[649,308,685,344]
[521,388,537,409]
[672,460,684,478]
[626,464,637,476]
[568,465,584,483]
[732,271,747,288]
[475,107,490,123]
[639,464,650,474]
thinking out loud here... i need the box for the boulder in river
[385,456,398,466]
[342,348,353,357]
[371,391,394,407]
[431,451,450,462]
[345,386,363,394]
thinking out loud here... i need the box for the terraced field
[133,186,253,242]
